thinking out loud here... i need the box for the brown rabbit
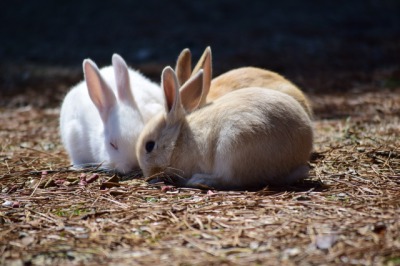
[136,67,313,190]
[175,47,313,117]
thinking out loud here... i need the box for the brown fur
[175,47,313,118]
[137,67,313,190]
[209,67,313,117]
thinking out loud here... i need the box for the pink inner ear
[179,70,204,113]
[163,69,177,112]
[113,54,135,105]
[165,85,174,111]
[84,60,117,123]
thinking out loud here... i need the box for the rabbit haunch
[137,67,313,190]
[60,54,164,173]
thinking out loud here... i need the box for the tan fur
[209,67,313,117]
[137,67,313,190]
[175,48,191,86]
[175,47,313,118]
[175,47,212,108]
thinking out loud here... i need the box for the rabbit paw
[185,173,220,189]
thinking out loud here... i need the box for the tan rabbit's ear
[112,54,137,108]
[180,69,204,113]
[192,47,211,77]
[161,67,183,123]
[84,59,117,123]
[191,46,212,107]
[175,48,192,86]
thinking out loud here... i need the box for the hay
[1,88,399,265]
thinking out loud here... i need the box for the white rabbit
[136,67,313,190]
[60,54,164,173]
[175,47,313,117]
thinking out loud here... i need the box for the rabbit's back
[187,88,313,188]
[209,67,312,117]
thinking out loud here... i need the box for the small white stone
[2,200,13,207]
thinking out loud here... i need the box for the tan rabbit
[136,67,313,190]
[175,47,313,117]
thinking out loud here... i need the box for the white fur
[60,54,164,173]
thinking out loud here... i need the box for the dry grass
[1,87,399,265]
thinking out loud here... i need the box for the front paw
[185,173,217,189]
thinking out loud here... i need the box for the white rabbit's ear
[161,67,183,123]
[112,54,136,106]
[191,46,212,107]
[83,59,117,123]
[179,69,204,112]
[175,48,192,86]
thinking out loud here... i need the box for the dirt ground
[1,81,399,265]
[1,1,400,265]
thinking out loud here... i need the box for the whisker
[165,166,185,175]
[165,167,186,179]
[163,167,188,186]
[165,170,185,181]
[141,166,188,186]
[144,170,167,182]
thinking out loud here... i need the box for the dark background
[1,0,399,107]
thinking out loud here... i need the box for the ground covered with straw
[1,82,399,265]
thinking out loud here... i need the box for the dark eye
[145,141,155,153]
[110,142,118,150]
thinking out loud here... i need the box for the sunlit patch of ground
[1,88,399,265]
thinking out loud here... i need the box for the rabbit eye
[110,142,118,150]
[145,141,155,153]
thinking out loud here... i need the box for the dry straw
[1,89,399,265]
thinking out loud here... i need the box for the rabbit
[136,67,313,190]
[60,54,164,174]
[175,47,313,117]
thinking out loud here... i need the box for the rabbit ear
[83,59,117,123]
[175,48,192,86]
[179,69,204,112]
[112,54,136,107]
[161,67,184,123]
[191,46,212,107]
